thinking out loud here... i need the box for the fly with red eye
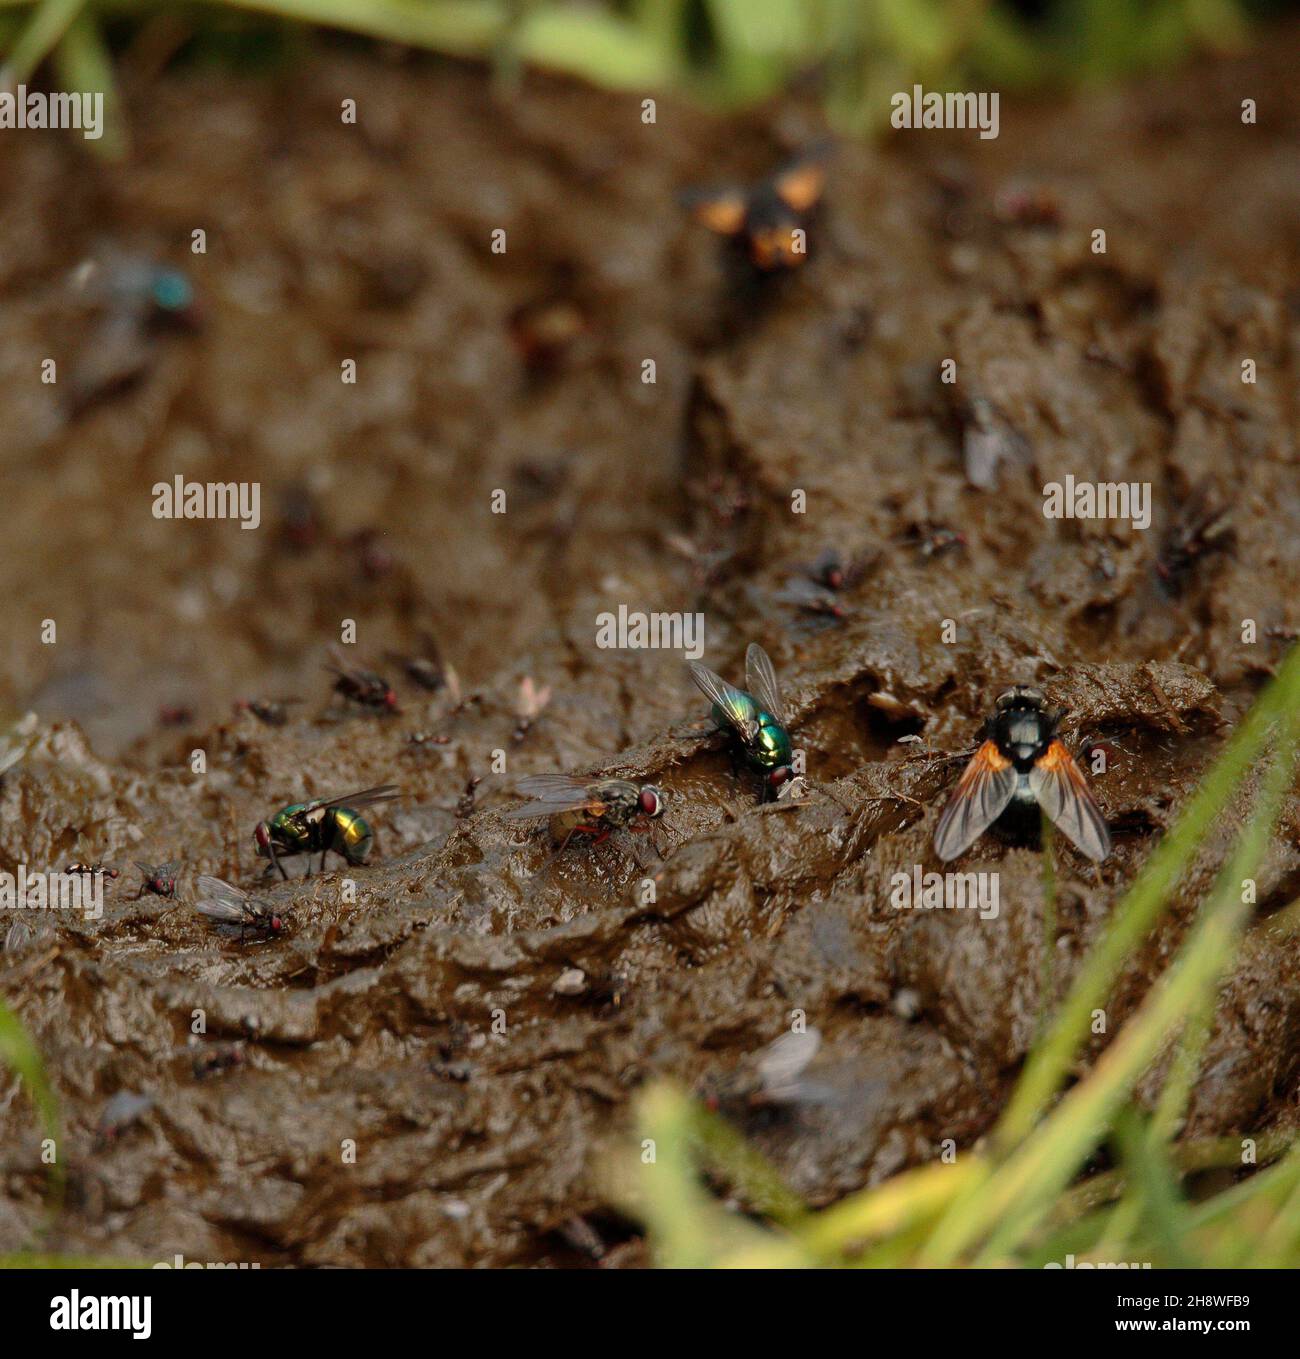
[191,875,290,940]
[134,860,179,900]
[933,686,1111,863]
[502,775,666,855]
[325,645,399,714]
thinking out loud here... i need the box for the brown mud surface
[2,33,1300,1266]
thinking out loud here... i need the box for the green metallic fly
[254,785,399,879]
[688,643,794,799]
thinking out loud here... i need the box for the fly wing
[771,150,827,213]
[306,785,400,814]
[756,1029,821,1091]
[193,874,249,922]
[682,186,748,236]
[688,662,759,743]
[499,774,607,820]
[776,576,835,607]
[933,741,1019,861]
[744,643,785,724]
[1029,741,1112,862]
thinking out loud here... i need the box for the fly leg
[267,837,289,881]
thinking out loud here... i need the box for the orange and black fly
[933,686,1111,863]
[683,145,829,273]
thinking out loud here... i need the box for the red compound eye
[639,789,661,817]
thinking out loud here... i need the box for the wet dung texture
[2,37,1300,1266]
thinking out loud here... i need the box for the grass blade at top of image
[219,0,507,56]
[2,0,85,83]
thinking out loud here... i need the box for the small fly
[66,862,118,880]
[192,874,289,939]
[406,730,451,749]
[512,676,553,743]
[801,546,870,592]
[190,1042,247,1080]
[509,296,589,374]
[683,145,828,273]
[95,1091,153,1148]
[134,860,179,900]
[325,646,398,713]
[902,523,968,561]
[502,774,665,854]
[702,1029,833,1119]
[688,643,794,799]
[4,905,56,953]
[774,575,848,626]
[1155,484,1233,596]
[386,631,456,695]
[961,396,1032,491]
[933,686,1111,862]
[234,696,304,726]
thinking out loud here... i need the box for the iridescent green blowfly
[688,643,793,799]
[254,784,399,879]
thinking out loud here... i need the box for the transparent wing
[744,643,785,724]
[688,662,758,741]
[499,774,601,820]
[193,900,247,923]
[775,576,836,608]
[933,741,1019,861]
[303,785,400,814]
[194,875,249,919]
[756,1029,821,1091]
[1029,741,1112,862]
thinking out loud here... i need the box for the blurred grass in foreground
[607,641,1300,1267]
[0,0,1268,156]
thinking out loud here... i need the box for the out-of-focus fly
[325,646,398,713]
[683,146,828,273]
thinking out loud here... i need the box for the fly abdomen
[992,774,1044,845]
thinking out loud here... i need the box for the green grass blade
[3,0,87,83]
